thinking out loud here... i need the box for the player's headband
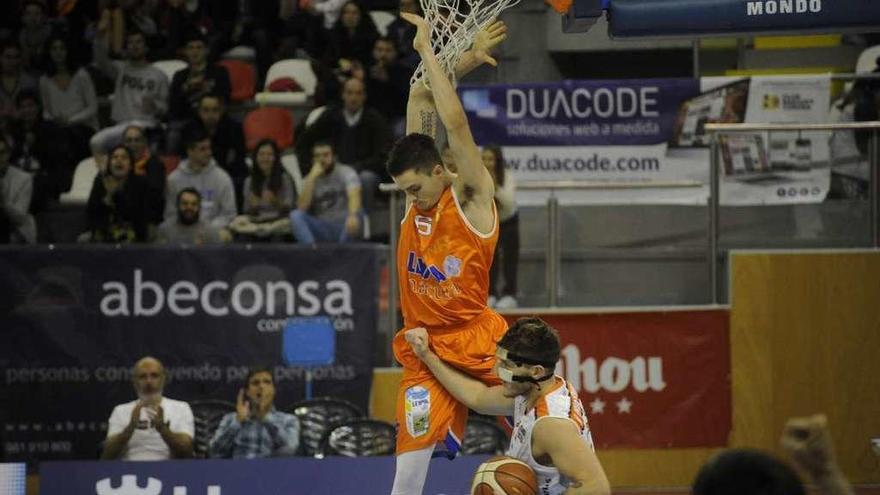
[496,348,556,385]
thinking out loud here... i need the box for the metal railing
[704,121,880,303]
[515,180,703,307]
[379,180,703,334]
[381,121,880,327]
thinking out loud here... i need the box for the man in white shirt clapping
[102,356,194,461]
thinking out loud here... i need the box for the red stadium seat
[217,59,256,103]
[243,107,295,151]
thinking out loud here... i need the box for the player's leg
[391,331,471,494]
[390,445,434,495]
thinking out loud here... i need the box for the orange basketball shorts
[392,309,509,456]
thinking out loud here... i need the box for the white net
[410,0,520,87]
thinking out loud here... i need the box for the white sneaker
[487,295,497,308]
[495,295,518,309]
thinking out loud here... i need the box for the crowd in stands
[0,0,422,247]
[0,0,530,310]
[102,357,301,461]
[103,356,862,495]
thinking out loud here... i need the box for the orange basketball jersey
[397,186,498,328]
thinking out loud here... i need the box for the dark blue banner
[0,245,380,462]
[41,456,490,495]
[459,79,699,147]
[609,0,880,37]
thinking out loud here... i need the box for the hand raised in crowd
[781,414,854,495]
[309,159,327,178]
[781,414,836,477]
[236,388,251,423]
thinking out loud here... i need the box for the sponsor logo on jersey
[406,252,447,282]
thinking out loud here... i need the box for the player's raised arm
[405,328,514,416]
[405,80,438,138]
[532,419,611,495]
[454,20,508,80]
[402,13,495,201]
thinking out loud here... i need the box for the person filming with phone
[209,366,301,458]
[102,356,194,460]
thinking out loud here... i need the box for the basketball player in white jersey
[405,317,610,495]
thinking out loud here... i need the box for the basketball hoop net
[410,0,520,87]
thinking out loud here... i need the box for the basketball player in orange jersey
[385,12,509,495]
[406,317,611,495]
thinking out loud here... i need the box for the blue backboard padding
[282,317,335,366]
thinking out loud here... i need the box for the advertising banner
[462,76,832,206]
[40,456,491,495]
[609,0,880,38]
[504,309,731,448]
[720,75,831,205]
[461,79,707,205]
[0,245,380,463]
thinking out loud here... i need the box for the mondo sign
[608,0,880,37]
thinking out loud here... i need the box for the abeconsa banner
[0,245,380,462]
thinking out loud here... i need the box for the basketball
[470,456,538,495]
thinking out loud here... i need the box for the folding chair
[189,400,236,458]
[462,416,509,455]
[318,419,396,457]
[287,397,365,457]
